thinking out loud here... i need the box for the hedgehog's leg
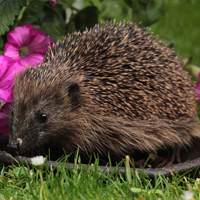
[150,146,181,167]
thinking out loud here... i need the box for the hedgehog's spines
[10,22,199,166]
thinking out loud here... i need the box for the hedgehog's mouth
[8,138,66,161]
[8,138,22,155]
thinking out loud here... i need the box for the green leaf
[67,6,98,32]
[147,0,165,22]
[57,0,76,9]
[66,21,76,34]
[41,23,64,42]
[17,0,44,25]
[0,0,27,36]
[41,4,66,25]
[13,167,29,177]
[129,0,149,27]
[130,187,147,193]
[98,1,123,21]
[125,0,165,27]
[40,4,66,41]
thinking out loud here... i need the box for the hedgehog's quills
[9,22,200,167]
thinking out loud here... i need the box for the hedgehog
[8,22,200,167]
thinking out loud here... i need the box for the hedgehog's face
[9,71,81,156]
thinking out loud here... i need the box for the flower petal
[28,31,53,53]
[0,89,13,102]
[4,43,20,61]
[0,55,12,78]
[47,36,54,48]
[31,156,46,166]
[0,103,11,135]
[7,24,35,47]
[196,83,200,102]
[0,61,24,102]
[4,24,53,68]
[20,53,44,66]
[1,61,23,81]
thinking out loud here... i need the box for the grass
[0,157,199,200]
[1,1,200,199]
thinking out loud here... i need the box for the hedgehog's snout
[8,138,22,154]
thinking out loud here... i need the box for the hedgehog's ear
[65,82,80,106]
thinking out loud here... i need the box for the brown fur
[9,22,200,165]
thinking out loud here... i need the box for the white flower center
[19,46,29,57]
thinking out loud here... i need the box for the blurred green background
[150,0,200,72]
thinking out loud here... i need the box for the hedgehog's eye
[39,113,48,123]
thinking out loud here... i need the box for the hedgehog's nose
[8,139,20,153]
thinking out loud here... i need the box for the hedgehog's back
[45,22,197,121]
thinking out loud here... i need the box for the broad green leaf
[125,0,165,27]
[99,1,123,21]
[67,6,98,32]
[17,0,44,25]
[12,167,29,178]
[147,0,165,22]
[41,24,64,42]
[40,4,66,41]
[66,21,76,34]
[41,4,65,25]
[0,0,27,36]
[129,0,149,27]
[57,0,76,9]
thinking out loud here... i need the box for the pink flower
[0,55,23,103]
[4,24,53,67]
[196,73,200,102]
[0,55,24,135]
[1,25,53,135]
[50,0,56,7]
[0,103,11,135]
